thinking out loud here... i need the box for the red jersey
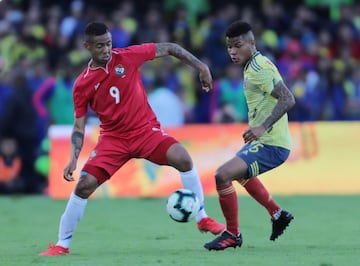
[73,43,157,136]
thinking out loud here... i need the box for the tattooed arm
[63,116,86,181]
[262,80,296,130]
[155,43,212,92]
[243,81,295,144]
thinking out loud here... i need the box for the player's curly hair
[85,22,109,36]
[225,21,252,38]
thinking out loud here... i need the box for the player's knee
[74,185,93,199]
[74,188,90,199]
[215,168,232,186]
[173,156,193,172]
[74,175,98,198]
[167,146,193,171]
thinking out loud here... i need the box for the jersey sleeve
[252,65,283,94]
[73,79,88,118]
[252,68,274,93]
[114,43,156,68]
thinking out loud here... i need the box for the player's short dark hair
[225,21,252,38]
[85,22,109,36]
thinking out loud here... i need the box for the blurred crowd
[0,0,360,194]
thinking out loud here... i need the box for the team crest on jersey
[114,64,125,76]
[89,150,97,160]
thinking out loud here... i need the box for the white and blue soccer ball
[166,189,200,223]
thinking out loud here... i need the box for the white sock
[180,167,207,222]
[56,192,88,248]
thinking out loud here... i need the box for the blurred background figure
[147,76,186,128]
[0,137,23,194]
[211,64,247,123]
[202,3,238,78]
[32,57,76,128]
[0,72,46,194]
[344,66,360,120]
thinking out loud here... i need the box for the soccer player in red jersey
[39,22,224,256]
[204,21,295,251]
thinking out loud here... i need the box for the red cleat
[39,243,70,256]
[197,217,225,235]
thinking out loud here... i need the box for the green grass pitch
[0,195,359,266]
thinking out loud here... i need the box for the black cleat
[270,210,294,241]
[204,230,243,251]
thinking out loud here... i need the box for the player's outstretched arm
[155,42,212,92]
[63,116,86,182]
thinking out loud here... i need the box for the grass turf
[0,195,359,266]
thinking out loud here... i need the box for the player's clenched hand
[198,65,213,92]
[242,126,266,144]
[63,161,77,182]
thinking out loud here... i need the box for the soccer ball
[166,189,200,223]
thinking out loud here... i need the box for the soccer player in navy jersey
[204,21,296,251]
[39,21,224,256]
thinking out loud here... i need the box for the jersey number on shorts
[249,143,264,153]
[110,86,120,104]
